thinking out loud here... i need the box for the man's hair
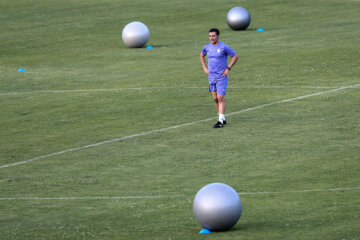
[209,28,220,36]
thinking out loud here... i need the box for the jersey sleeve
[224,44,236,57]
[201,45,207,56]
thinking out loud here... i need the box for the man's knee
[217,95,225,103]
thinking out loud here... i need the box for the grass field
[1,0,360,239]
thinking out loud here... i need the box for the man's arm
[222,54,239,77]
[200,53,209,75]
[228,54,239,69]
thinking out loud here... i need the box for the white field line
[0,187,359,201]
[239,186,360,195]
[1,83,359,169]
[0,87,181,96]
[0,85,339,96]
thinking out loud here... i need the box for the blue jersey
[201,41,236,83]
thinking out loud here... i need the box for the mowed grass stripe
[1,83,358,169]
[1,186,359,201]
[0,85,338,96]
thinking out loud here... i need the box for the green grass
[1,0,360,239]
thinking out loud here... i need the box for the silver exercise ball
[193,183,242,231]
[227,7,251,30]
[122,21,150,48]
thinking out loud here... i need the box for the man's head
[208,28,220,45]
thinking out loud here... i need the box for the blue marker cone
[199,228,212,234]
[18,68,27,72]
[257,28,265,32]
[145,45,154,49]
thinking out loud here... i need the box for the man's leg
[216,79,227,124]
[211,91,219,113]
[217,94,226,124]
[211,91,226,128]
[211,80,227,128]
[217,94,226,115]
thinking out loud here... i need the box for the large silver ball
[193,183,242,231]
[227,7,251,30]
[122,21,150,48]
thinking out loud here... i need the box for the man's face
[209,32,219,45]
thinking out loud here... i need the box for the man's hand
[222,68,229,77]
[203,67,209,75]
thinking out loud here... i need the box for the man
[200,28,239,128]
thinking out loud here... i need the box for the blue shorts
[209,79,228,95]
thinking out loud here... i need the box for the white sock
[219,114,225,123]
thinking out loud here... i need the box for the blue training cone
[199,229,212,234]
[18,68,27,72]
[257,28,265,32]
[145,45,154,49]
